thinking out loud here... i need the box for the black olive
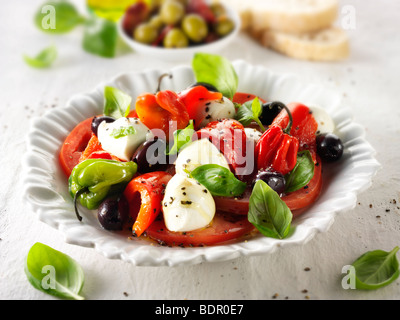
[188,82,219,92]
[259,101,285,126]
[253,170,286,195]
[97,196,129,231]
[132,138,169,173]
[316,133,344,162]
[91,116,116,136]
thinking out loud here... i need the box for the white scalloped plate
[22,61,380,266]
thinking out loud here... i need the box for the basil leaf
[190,164,246,197]
[167,120,195,155]
[24,242,85,300]
[23,45,57,68]
[82,15,118,58]
[192,53,238,99]
[248,180,292,239]
[235,98,265,131]
[103,86,132,118]
[110,126,136,139]
[352,246,400,290]
[34,1,84,33]
[285,150,315,193]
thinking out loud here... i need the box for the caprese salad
[59,53,344,247]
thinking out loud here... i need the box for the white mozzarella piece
[309,105,335,134]
[175,138,230,176]
[244,128,263,143]
[162,174,215,232]
[97,117,154,161]
[200,97,236,127]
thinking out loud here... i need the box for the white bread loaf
[257,26,350,61]
[218,0,349,61]
[220,0,338,34]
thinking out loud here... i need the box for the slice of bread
[256,26,350,61]
[219,0,338,34]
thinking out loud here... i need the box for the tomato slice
[214,156,323,216]
[59,117,93,177]
[144,212,255,247]
[281,157,323,216]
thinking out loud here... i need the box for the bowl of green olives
[118,0,240,61]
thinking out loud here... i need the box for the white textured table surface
[1,0,400,300]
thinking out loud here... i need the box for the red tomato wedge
[144,212,255,247]
[59,117,93,177]
[214,156,323,216]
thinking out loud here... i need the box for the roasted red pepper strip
[79,134,120,163]
[272,102,318,162]
[178,86,223,129]
[196,119,254,178]
[123,171,172,237]
[135,90,189,140]
[255,104,300,175]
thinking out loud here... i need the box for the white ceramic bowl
[117,2,241,62]
[22,61,380,266]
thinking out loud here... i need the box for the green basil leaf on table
[248,180,293,239]
[192,52,238,100]
[235,97,266,132]
[103,86,132,118]
[166,120,195,155]
[190,164,246,197]
[34,1,84,33]
[285,150,315,193]
[351,246,400,290]
[24,242,85,300]
[23,45,57,68]
[82,15,118,58]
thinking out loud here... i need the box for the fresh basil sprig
[23,45,57,69]
[285,150,315,193]
[351,246,400,290]
[25,242,85,300]
[248,180,292,239]
[34,0,85,34]
[192,52,238,99]
[166,120,195,155]
[82,15,118,58]
[235,97,266,132]
[103,86,132,119]
[190,164,246,197]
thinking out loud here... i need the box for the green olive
[163,28,189,48]
[134,23,158,44]
[182,14,208,43]
[210,3,226,17]
[149,14,164,30]
[160,0,185,25]
[214,18,235,37]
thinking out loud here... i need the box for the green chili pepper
[68,159,137,220]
